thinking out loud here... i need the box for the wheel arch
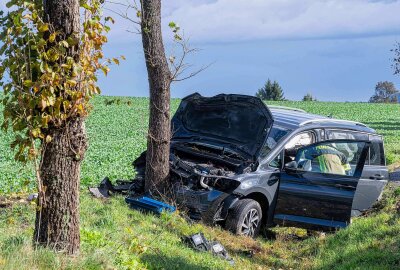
[242,192,270,225]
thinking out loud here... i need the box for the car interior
[283,131,316,164]
[277,130,368,176]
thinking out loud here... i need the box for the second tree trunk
[141,0,172,194]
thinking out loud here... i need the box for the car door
[325,130,388,215]
[273,140,370,231]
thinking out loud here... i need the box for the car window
[326,130,385,166]
[270,153,282,168]
[326,130,368,141]
[283,131,316,164]
[294,141,368,177]
[369,135,385,166]
[285,131,315,150]
[259,125,292,158]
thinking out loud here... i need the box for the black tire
[225,199,262,238]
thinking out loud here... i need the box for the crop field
[0,96,399,270]
[0,96,400,193]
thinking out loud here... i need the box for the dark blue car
[146,93,388,238]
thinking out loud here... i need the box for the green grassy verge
[0,96,399,269]
[0,184,399,269]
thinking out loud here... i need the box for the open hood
[171,93,274,158]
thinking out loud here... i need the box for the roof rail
[268,105,306,113]
[300,118,367,127]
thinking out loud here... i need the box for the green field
[0,96,400,269]
[1,96,399,193]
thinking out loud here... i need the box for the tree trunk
[33,0,86,255]
[34,119,87,254]
[140,0,172,194]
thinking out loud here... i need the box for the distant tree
[256,79,285,101]
[369,81,398,103]
[302,93,317,101]
[392,42,400,76]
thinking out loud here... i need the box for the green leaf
[105,16,115,24]
[23,80,33,87]
[81,3,91,10]
[6,0,17,8]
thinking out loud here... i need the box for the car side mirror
[284,161,298,171]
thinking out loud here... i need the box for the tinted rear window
[326,130,385,166]
[326,130,369,140]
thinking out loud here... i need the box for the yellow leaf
[39,24,49,33]
[60,40,69,48]
[45,135,52,143]
[49,33,56,43]
[101,66,110,76]
[31,128,41,138]
[112,58,120,65]
[67,79,77,86]
[76,103,84,114]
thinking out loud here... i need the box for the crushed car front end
[166,92,274,224]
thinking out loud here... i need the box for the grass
[0,184,399,269]
[0,96,399,269]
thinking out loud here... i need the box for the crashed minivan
[133,93,388,238]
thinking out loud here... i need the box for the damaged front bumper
[175,184,241,224]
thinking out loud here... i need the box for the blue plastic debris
[125,196,176,215]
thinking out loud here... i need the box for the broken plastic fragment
[183,233,234,265]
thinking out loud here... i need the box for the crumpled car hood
[171,93,274,159]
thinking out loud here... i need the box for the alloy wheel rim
[241,208,260,237]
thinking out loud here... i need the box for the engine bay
[169,142,251,193]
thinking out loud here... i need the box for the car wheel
[225,199,262,238]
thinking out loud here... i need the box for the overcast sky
[2,0,400,101]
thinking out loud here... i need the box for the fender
[236,186,275,206]
[219,194,242,221]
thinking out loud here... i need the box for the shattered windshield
[259,125,292,158]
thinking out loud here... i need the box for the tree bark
[140,0,172,194]
[33,0,86,255]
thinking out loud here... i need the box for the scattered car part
[183,232,234,265]
[89,177,144,198]
[89,177,114,198]
[125,196,176,215]
[184,232,209,252]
